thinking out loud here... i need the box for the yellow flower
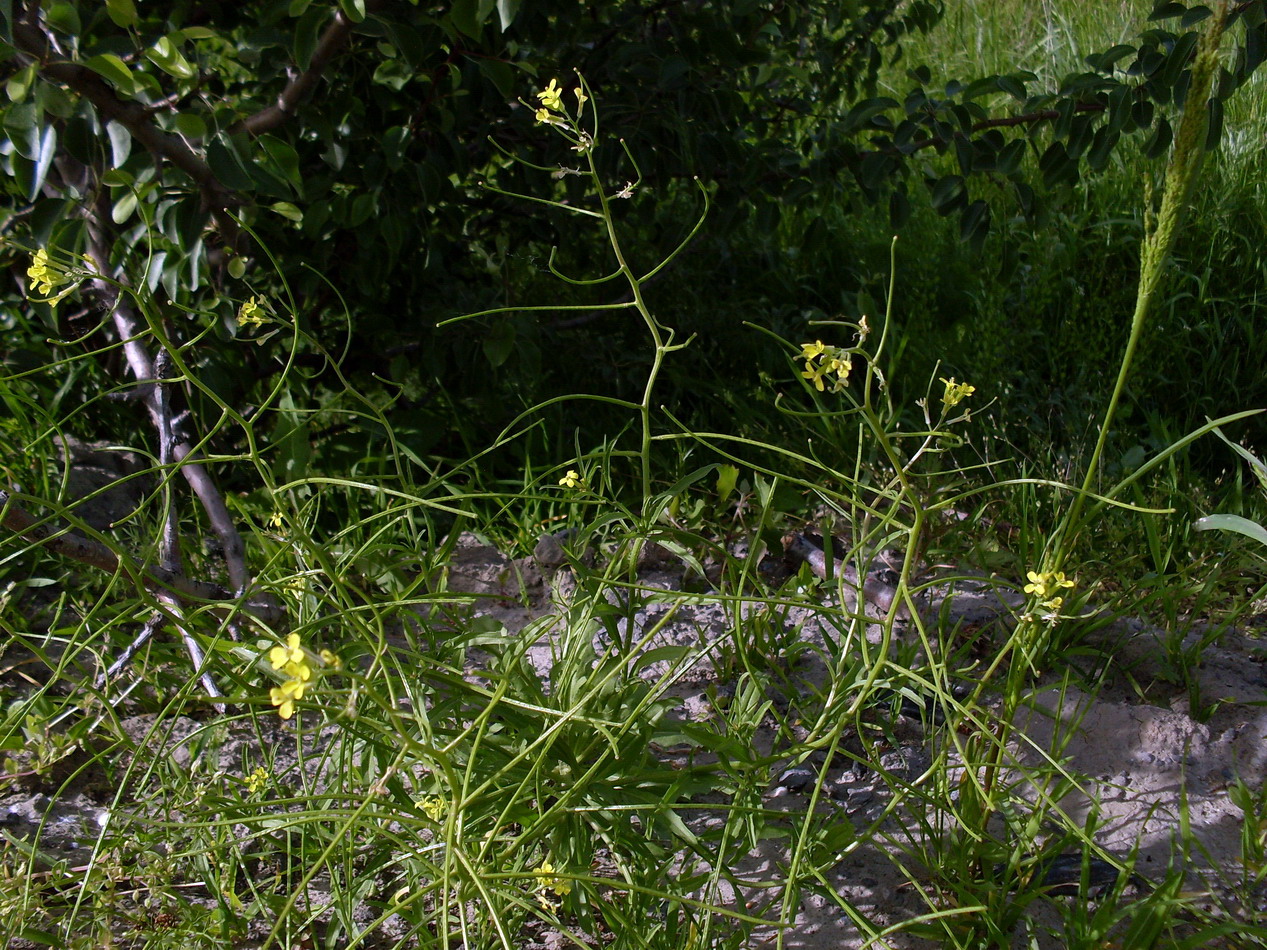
[534,106,554,124]
[574,86,588,107]
[269,633,305,672]
[801,363,826,391]
[800,340,827,360]
[1024,569,1075,601]
[940,377,976,408]
[26,248,79,307]
[246,766,269,794]
[27,248,70,296]
[826,354,852,390]
[535,860,572,897]
[420,795,446,821]
[536,78,563,111]
[237,296,267,327]
[799,341,852,393]
[558,470,583,489]
[269,677,307,720]
[262,633,330,720]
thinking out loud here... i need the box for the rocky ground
[4,530,1265,947]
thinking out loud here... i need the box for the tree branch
[8,8,239,237]
[0,490,285,628]
[876,101,1109,157]
[232,2,381,136]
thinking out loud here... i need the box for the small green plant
[442,72,708,512]
[955,0,1252,852]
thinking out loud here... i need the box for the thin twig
[85,208,251,597]
[0,490,285,628]
[232,2,382,136]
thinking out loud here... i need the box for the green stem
[968,4,1232,842]
[1052,2,1228,569]
[587,149,665,509]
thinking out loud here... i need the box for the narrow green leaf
[1212,426,1267,489]
[1194,515,1267,547]
[29,123,55,200]
[111,189,138,224]
[1204,96,1223,151]
[173,113,207,139]
[259,135,301,187]
[496,0,520,31]
[270,201,303,222]
[206,137,255,191]
[1142,116,1172,158]
[146,36,196,81]
[1149,2,1188,21]
[338,0,367,22]
[83,54,137,96]
[631,646,693,675]
[105,0,138,28]
[293,5,325,70]
[6,64,34,102]
[105,120,130,167]
[929,174,965,214]
[2,100,37,158]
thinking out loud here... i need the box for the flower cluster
[245,766,269,794]
[26,248,80,308]
[534,77,587,125]
[237,296,268,327]
[268,634,310,719]
[799,340,853,393]
[1024,569,1075,613]
[940,377,976,409]
[533,859,572,911]
[265,633,340,720]
[420,795,447,822]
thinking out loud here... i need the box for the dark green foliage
[0,0,1264,484]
